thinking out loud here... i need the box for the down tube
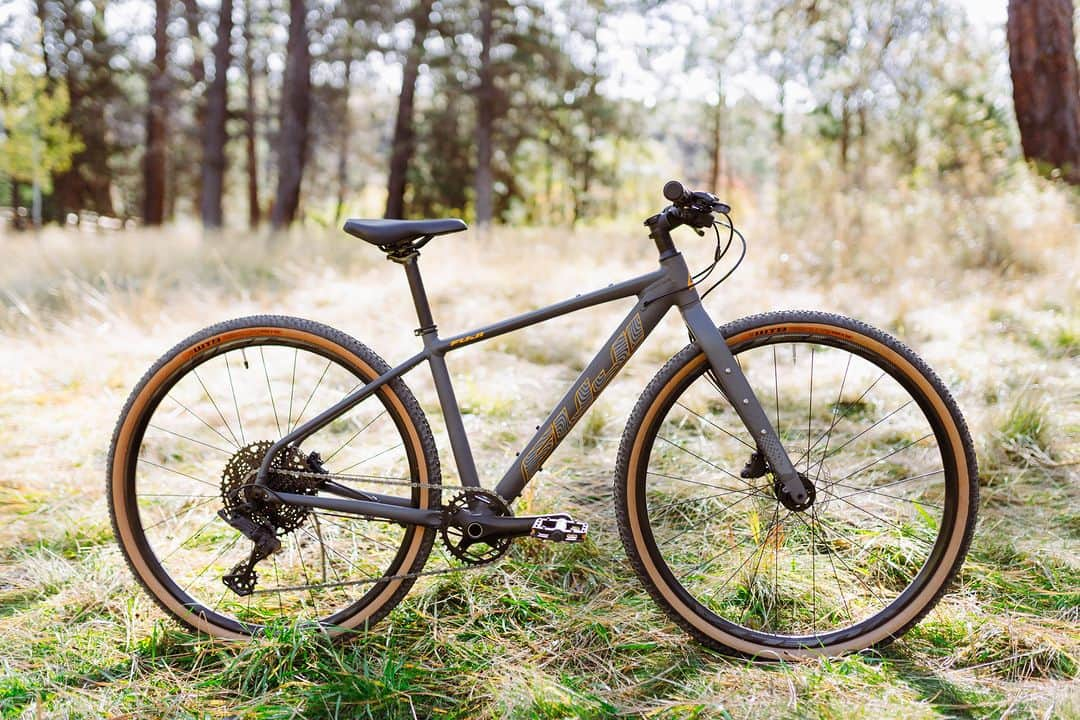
[494,296,674,503]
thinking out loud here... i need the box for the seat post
[398,252,437,335]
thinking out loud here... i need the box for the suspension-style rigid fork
[678,298,807,505]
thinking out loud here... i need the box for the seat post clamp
[414,324,437,337]
[386,249,419,265]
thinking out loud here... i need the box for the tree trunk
[335,28,354,222]
[182,0,207,86]
[709,75,723,193]
[271,0,311,229]
[856,102,868,189]
[243,0,260,228]
[35,0,51,79]
[201,0,234,228]
[839,93,850,173]
[1007,0,1080,183]
[53,3,115,218]
[142,0,169,225]
[385,0,433,219]
[473,0,495,225]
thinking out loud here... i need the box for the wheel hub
[774,472,816,512]
[220,440,318,534]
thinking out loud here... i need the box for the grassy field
[0,178,1077,718]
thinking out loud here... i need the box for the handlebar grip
[663,180,689,204]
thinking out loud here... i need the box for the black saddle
[343,218,467,252]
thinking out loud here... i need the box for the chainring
[440,489,513,564]
[220,440,318,534]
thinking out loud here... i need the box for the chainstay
[250,470,507,595]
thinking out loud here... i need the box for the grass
[1,170,1078,718]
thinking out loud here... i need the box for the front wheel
[108,316,441,639]
[614,311,978,658]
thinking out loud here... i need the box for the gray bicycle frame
[256,241,805,527]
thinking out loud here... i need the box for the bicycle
[107,181,978,658]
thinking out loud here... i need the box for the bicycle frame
[256,237,805,527]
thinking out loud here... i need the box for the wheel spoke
[148,423,233,456]
[260,347,283,438]
[816,503,854,624]
[699,509,791,599]
[829,468,945,502]
[292,359,332,430]
[192,368,241,447]
[738,498,779,625]
[816,399,913,466]
[166,394,239,449]
[676,401,756,452]
[224,354,245,446]
[336,442,403,474]
[286,348,297,431]
[806,345,814,475]
[823,489,936,544]
[183,532,243,593]
[790,510,889,608]
[137,457,217,489]
[840,432,934,482]
[657,491,758,548]
[141,494,220,532]
[794,372,890,468]
[322,410,388,464]
[657,435,758,491]
[647,470,769,498]
[159,513,220,561]
[811,353,851,484]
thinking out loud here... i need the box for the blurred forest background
[1,1,1078,718]
[0,0,1077,234]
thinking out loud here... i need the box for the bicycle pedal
[530,515,588,543]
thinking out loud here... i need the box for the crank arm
[679,302,807,504]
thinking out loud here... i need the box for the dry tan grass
[0,170,1077,718]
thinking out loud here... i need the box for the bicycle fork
[678,299,809,506]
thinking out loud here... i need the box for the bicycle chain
[248,468,508,596]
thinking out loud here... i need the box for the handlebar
[646,180,731,240]
[662,180,731,217]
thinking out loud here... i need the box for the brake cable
[643,210,747,307]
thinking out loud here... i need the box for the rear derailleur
[217,509,280,596]
[217,446,329,597]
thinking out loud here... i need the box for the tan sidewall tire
[616,312,978,659]
[108,317,438,640]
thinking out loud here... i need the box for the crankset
[441,488,589,564]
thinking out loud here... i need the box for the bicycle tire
[614,310,978,658]
[108,315,440,639]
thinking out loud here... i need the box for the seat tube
[427,351,481,488]
[399,253,482,488]
[400,254,436,333]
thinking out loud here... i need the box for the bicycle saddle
[343,218,467,250]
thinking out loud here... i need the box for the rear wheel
[615,311,978,658]
[108,316,440,639]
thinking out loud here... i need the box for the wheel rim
[116,331,429,634]
[635,328,960,649]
